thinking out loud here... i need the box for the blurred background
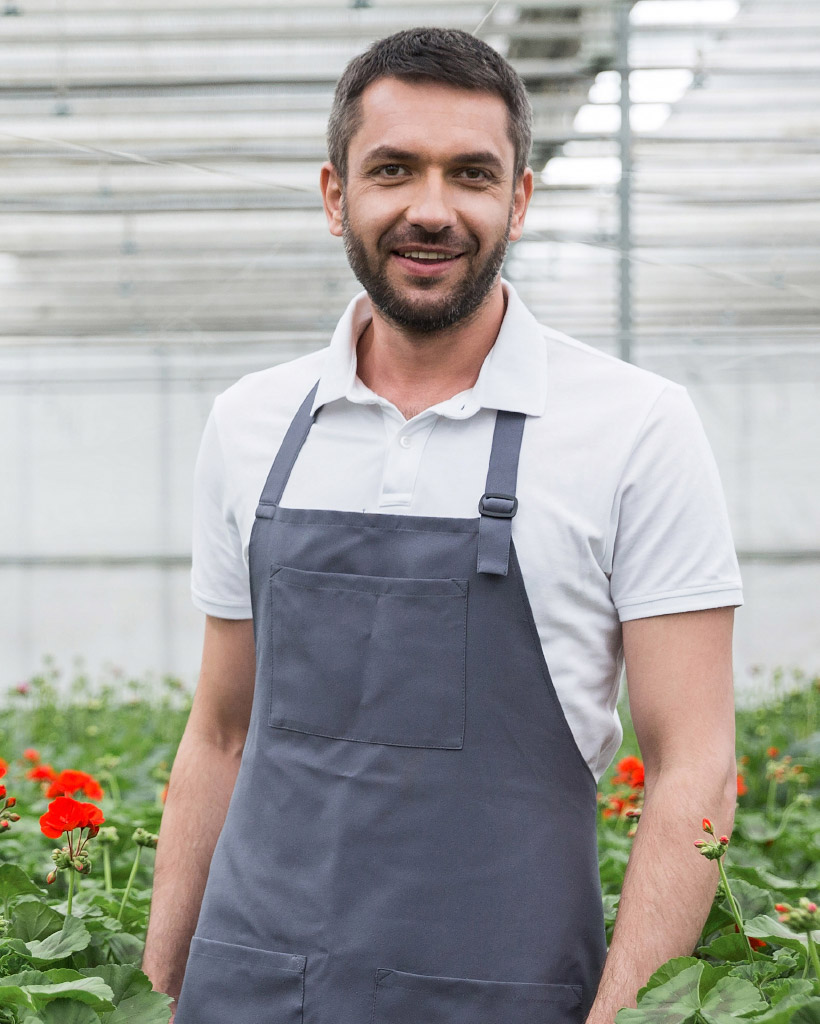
[1,0,818,698]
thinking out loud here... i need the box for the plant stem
[717,859,755,967]
[808,932,820,981]
[766,777,778,821]
[67,869,75,917]
[116,846,141,922]
[102,845,112,894]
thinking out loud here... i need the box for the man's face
[321,78,533,334]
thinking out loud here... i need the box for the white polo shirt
[191,281,743,783]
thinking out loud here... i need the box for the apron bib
[175,383,607,1024]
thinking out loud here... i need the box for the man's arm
[142,615,256,1017]
[585,606,738,1024]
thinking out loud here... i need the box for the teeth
[400,251,457,261]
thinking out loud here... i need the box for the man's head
[327,28,532,184]
[321,30,534,335]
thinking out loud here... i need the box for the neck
[356,280,507,420]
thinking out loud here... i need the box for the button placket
[379,418,436,510]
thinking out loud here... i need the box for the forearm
[585,762,737,1024]
[142,727,243,1011]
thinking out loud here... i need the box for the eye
[457,168,492,182]
[375,164,409,178]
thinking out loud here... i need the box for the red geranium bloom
[40,797,104,839]
[611,755,644,790]
[0,759,7,778]
[46,769,104,802]
[27,763,57,782]
[23,748,40,763]
[766,746,779,759]
[737,772,748,796]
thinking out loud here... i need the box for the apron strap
[256,381,320,511]
[477,410,527,577]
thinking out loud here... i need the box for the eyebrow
[361,146,507,173]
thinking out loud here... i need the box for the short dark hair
[327,27,532,181]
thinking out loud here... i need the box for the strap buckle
[478,492,518,519]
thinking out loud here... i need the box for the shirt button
[399,435,411,449]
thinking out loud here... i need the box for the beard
[341,205,512,335]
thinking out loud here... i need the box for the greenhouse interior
[1,0,818,698]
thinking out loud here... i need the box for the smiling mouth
[396,250,462,262]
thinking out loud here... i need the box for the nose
[404,172,458,234]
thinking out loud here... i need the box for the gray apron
[175,382,607,1024]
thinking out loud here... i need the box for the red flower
[27,763,57,782]
[611,755,645,790]
[0,786,5,799]
[39,797,104,839]
[736,773,748,796]
[0,759,6,778]
[766,746,779,758]
[46,769,104,802]
[23,748,40,763]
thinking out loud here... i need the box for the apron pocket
[372,967,583,1024]
[175,936,305,1024]
[269,565,467,749]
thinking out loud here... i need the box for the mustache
[380,229,474,252]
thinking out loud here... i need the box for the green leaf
[104,987,173,1024]
[0,866,43,907]
[0,971,52,988]
[78,965,147,1005]
[697,962,736,1001]
[10,904,64,943]
[768,980,816,1008]
[699,975,768,1024]
[730,866,808,897]
[105,933,143,965]
[746,916,818,956]
[22,977,113,1012]
[725,878,776,921]
[0,983,33,1011]
[728,961,781,987]
[698,933,758,962]
[790,1002,820,1024]
[25,917,91,963]
[754,983,819,1023]
[30,1000,99,1024]
[615,963,704,1024]
[642,958,701,995]
[736,811,781,844]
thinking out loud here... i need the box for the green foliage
[603,671,820,1023]
[0,661,817,1022]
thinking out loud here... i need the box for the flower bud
[0,787,6,799]
[719,835,729,845]
[97,826,119,845]
[0,820,9,830]
[132,827,159,849]
[702,818,714,834]
[8,814,19,822]
[5,797,15,808]
[46,871,57,885]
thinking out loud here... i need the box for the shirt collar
[311,279,548,418]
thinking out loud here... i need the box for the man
[143,27,742,1024]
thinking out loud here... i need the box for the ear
[320,161,344,237]
[508,167,534,243]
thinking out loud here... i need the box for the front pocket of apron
[372,967,583,1024]
[269,566,467,748]
[175,936,305,1024]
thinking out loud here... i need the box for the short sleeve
[190,401,253,619]
[609,384,743,621]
